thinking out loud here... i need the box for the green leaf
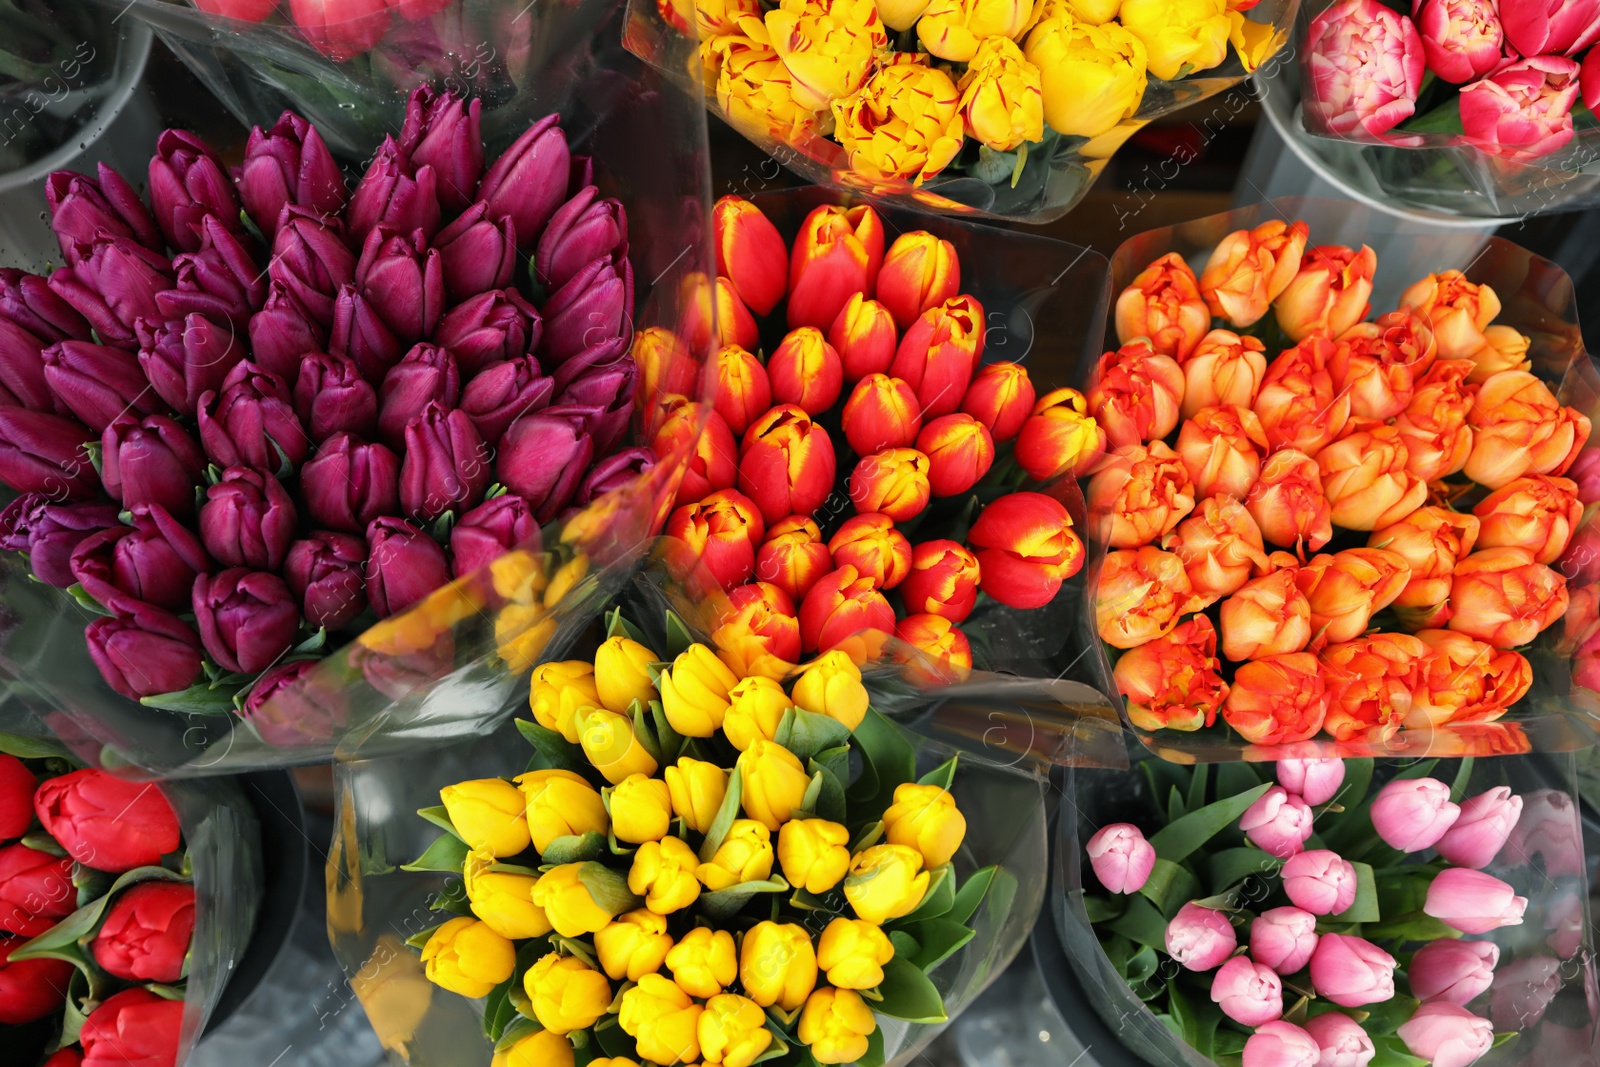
[1186,764,1210,815]
[405,921,449,950]
[1142,760,1190,810]
[1104,894,1169,952]
[1167,981,1221,1060]
[1139,858,1202,919]
[847,710,915,815]
[1369,1033,1430,1067]
[896,865,954,923]
[540,832,607,866]
[10,866,186,960]
[1167,786,1187,827]
[1332,862,1380,924]
[902,917,976,972]
[650,700,683,765]
[948,865,998,926]
[855,1024,884,1067]
[401,834,471,874]
[1149,784,1271,864]
[416,806,463,840]
[606,608,645,643]
[1082,894,1124,924]
[1361,913,1461,942]
[917,756,958,791]
[699,766,744,863]
[806,753,847,824]
[629,699,662,764]
[1490,1032,1519,1050]
[1123,943,1159,990]
[888,930,921,959]
[292,628,328,655]
[66,583,115,616]
[775,708,852,764]
[872,956,948,1023]
[1395,759,1439,783]
[0,732,69,760]
[22,833,68,857]
[1362,997,1421,1037]
[664,612,697,659]
[698,877,790,921]
[1320,759,1377,849]
[139,681,243,714]
[1205,848,1282,896]
[1447,758,1475,804]
[516,719,588,774]
[494,1015,546,1054]
[574,862,643,915]
[483,975,514,1040]
[1216,762,1264,799]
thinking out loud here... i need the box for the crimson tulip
[43,340,167,432]
[136,314,245,415]
[0,842,73,935]
[268,205,355,329]
[737,405,837,525]
[0,755,31,841]
[477,114,569,250]
[34,768,180,872]
[198,362,310,475]
[192,566,303,674]
[284,531,368,630]
[248,279,327,383]
[435,289,541,377]
[80,987,184,1067]
[242,658,347,748]
[45,165,162,263]
[451,495,537,578]
[377,343,461,450]
[148,127,242,253]
[23,501,122,586]
[355,225,445,343]
[537,186,628,293]
[0,935,71,1023]
[0,267,91,344]
[365,515,451,618]
[233,109,348,240]
[460,355,553,447]
[495,410,593,523]
[200,466,297,572]
[397,85,484,215]
[90,881,196,983]
[294,351,378,442]
[48,235,174,349]
[434,202,517,305]
[155,214,264,331]
[399,403,491,521]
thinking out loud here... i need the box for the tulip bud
[524,662,596,745]
[540,253,631,367]
[21,500,121,587]
[883,781,966,868]
[84,603,204,699]
[680,270,759,357]
[1275,244,1377,342]
[1016,386,1105,482]
[249,280,328,382]
[826,513,911,590]
[798,564,895,660]
[1199,220,1309,328]
[34,767,181,874]
[1472,474,1582,565]
[440,776,531,859]
[0,936,72,1024]
[421,916,515,999]
[1084,823,1156,894]
[1309,934,1396,1008]
[593,909,671,982]
[536,187,628,296]
[48,233,174,350]
[147,128,242,253]
[1433,786,1522,870]
[1246,449,1332,554]
[100,413,203,516]
[461,845,550,941]
[347,138,441,246]
[268,206,356,330]
[293,351,377,443]
[1182,330,1268,420]
[796,987,874,1066]
[890,294,984,419]
[654,401,737,505]
[1255,336,1352,457]
[234,110,347,241]
[0,318,55,415]
[894,539,977,622]
[1282,849,1358,916]
[828,293,898,383]
[45,165,161,263]
[40,340,164,433]
[719,674,789,752]
[1277,758,1345,806]
[436,289,541,377]
[696,818,775,891]
[397,87,483,215]
[1446,546,1567,649]
[1087,341,1184,451]
[479,115,569,250]
[1398,1003,1493,1067]
[768,327,844,415]
[200,466,296,573]
[701,345,768,440]
[1224,651,1332,745]
[448,495,534,581]
[788,203,884,331]
[749,516,827,604]
[1175,405,1266,503]
[876,231,960,331]
[576,447,653,508]
[1466,371,1589,490]
[1087,441,1196,550]
[1243,1021,1320,1067]
[1370,776,1461,853]
[1250,907,1319,975]
[496,410,593,523]
[199,361,310,475]
[609,774,673,845]
[130,315,237,418]
[578,706,659,784]
[355,226,445,344]
[400,404,490,523]
[840,374,921,458]
[90,881,195,983]
[896,614,970,684]
[1164,495,1270,609]
[300,433,400,533]
[666,487,765,591]
[619,973,705,1065]
[365,516,451,619]
[0,841,74,935]
[848,448,931,523]
[1409,939,1498,1005]
[656,642,737,738]
[425,207,517,310]
[664,758,728,836]
[738,405,837,525]
[917,412,995,498]
[0,411,94,502]
[1425,867,1527,934]
[708,197,784,317]
[1114,252,1209,361]
[628,836,701,914]
[191,566,302,674]
[970,491,1084,609]
[1165,901,1236,971]
[1315,423,1427,532]
[284,531,367,630]
[1210,956,1284,1027]
[699,992,773,1067]
[1219,569,1311,661]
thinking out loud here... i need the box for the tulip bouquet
[1061,753,1597,1067]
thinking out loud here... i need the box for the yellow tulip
[738,921,817,1011]
[348,936,433,1057]
[419,916,515,999]
[619,973,705,1065]
[789,650,869,731]
[659,643,740,737]
[696,819,775,891]
[777,818,851,893]
[514,768,609,854]
[497,604,555,673]
[1117,0,1231,81]
[698,994,774,1067]
[664,926,739,998]
[524,953,612,1034]
[578,707,659,784]
[463,847,551,940]
[439,778,530,858]
[956,36,1045,152]
[610,774,674,844]
[1030,0,1119,24]
[489,549,547,604]
[798,987,877,1064]
[543,554,589,608]
[664,757,729,835]
[594,635,661,713]
[723,676,792,751]
[586,1060,641,1067]
[1023,15,1147,138]
[917,0,1034,63]
[695,0,762,36]
[816,917,895,988]
[738,740,811,832]
[763,0,888,111]
[877,0,933,32]
[831,55,966,185]
[531,863,624,937]
[629,836,703,915]
[702,31,826,143]
[882,782,967,868]
[844,844,931,924]
[492,1029,574,1067]
[1228,9,1281,73]
[595,909,674,981]
[530,661,599,744]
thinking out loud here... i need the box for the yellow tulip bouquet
[401,607,997,1067]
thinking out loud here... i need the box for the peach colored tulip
[1175,405,1268,502]
[1095,547,1197,649]
[1397,269,1500,365]
[1273,244,1376,342]
[1246,449,1333,554]
[1163,495,1270,606]
[1086,442,1195,549]
[1113,615,1229,732]
[1220,568,1311,661]
[1222,652,1330,745]
[1472,474,1582,564]
[1471,324,1532,382]
[1392,358,1476,482]
[1320,632,1427,742]
[1254,336,1350,456]
[1181,330,1267,418]
[1447,546,1568,649]
[1330,309,1437,420]
[1314,423,1427,531]
[1295,548,1411,644]
[1114,252,1211,362]
[1408,629,1532,727]
[1085,341,1185,450]
[1369,505,1479,615]
[1465,370,1591,489]
[1198,219,1310,328]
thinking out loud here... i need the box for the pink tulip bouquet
[1068,754,1596,1067]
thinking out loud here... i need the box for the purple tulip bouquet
[1061,755,1597,1067]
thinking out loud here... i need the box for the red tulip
[0,756,30,841]
[787,203,884,331]
[654,401,737,504]
[705,344,771,438]
[970,491,1084,610]
[876,231,960,331]
[827,293,898,383]
[80,987,184,1067]
[848,447,931,523]
[90,881,196,983]
[0,842,73,935]
[916,413,994,497]
[889,294,984,419]
[34,768,180,873]
[0,935,72,1023]
[961,360,1035,443]
[828,513,912,589]
[738,405,837,525]
[841,374,922,457]
[798,564,895,659]
[665,488,766,590]
[895,613,972,684]
[713,196,787,317]
[768,328,844,415]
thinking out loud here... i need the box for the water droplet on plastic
[337,102,356,111]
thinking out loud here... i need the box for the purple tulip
[434,202,516,304]
[148,128,245,253]
[48,236,175,349]
[576,447,654,507]
[136,314,245,415]
[329,284,403,383]
[248,280,328,383]
[556,365,635,455]
[100,414,204,516]
[400,403,489,521]
[268,206,356,329]
[234,111,348,241]
[459,355,552,447]
[450,494,537,578]
[477,114,569,250]
[434,289,540,377]
[155,215,266,331]
[69,526,144,615]
[41,340,166,432]
[0,269,92,344]
[397,86,483,215]
[0,408,97,499]
[197,362,310,476]
[347,137,441,246]
[85,602,204,699]
[377,342,461,450]
[536,187,627,293]
[365,515,451,618]
[293,351,377,442]
[192,567,303,675]
[539,253,632,365]
[22,501,122,586]
[495,409,592,523]
[354,226,444,343]
[0,319,55,412]
[350,627,455,700]
[284,530,368,630]
[45,165,162,264]
[199,466,297,572]
[299,432,400,533]
[71,507,208,613]
[242,659,346,748]
[0,492,41,550]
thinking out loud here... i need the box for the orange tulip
[895,613,972,684]
[1114,252,1210,361]
[654,402,737,503]
[1180,329,1267,419]
[666,488,766,591]
[970,491,1084,610]
[714,581,802,680]
[738,405,839,524]
[632,328,698,420]
[1559,582,1600,654]
[1254,336,1350,456]
[682,271,760,355]
[706,344,772,438]
[1369,506,1480,616]
[848,448,931,522]
[1447,546,1568,649]
[1163,495,1270,607]
[1245,449,1332,554]
[1176,404,1268,502]
[1273,244,1376,342]
[1295,548,1411,645]
[1086,340,1185,450]
[1409,629,1532,727]
[1015,387,1105,482]
[828,513,912,589]
[1094,546,1194,649]
[841,374,922,457]
[1472,475,1582,565]
[889,294,984,419]
[1471,325,1531,382]
[798,564,895,659]
[876,231,961,331]
[917,413,995,497]
[827,294,898,383]
[1465,371,1591,490]
[768,328,844,415]
[755,516,834,604]
[1086,441,1196,549]
[1221,652,1329,745]
[1396,269,1500,367]
[788,203,885,332]
[961,361,1036,442]
[1197,219,1310,327]
[1319,632,1427,743]
[1314,423,1427,531]
[713,196,788,317]
[1392,359,1476,483]
[1113,615,1229,732]
[1219,566,1310,661]
[899,539,980,622]
[1330,310,1437,420]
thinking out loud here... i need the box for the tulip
[763,0,886,105]
[896,613,973,684]
[424,208,518,311]
[1409,939,1498,1005]
[1461,55,1582,159]
[752,516,830,604]
[234,110,347,240]
[398,404,490,522]
[0,938,71,1024]
[897,539,978,622]
[1172,406,1264,505]
[680,271,759,357]
[696,994,771,1067]
[396,86,483,215]
[782,651,864,732]
[798,987,875,1065]
[1112,614,1230,732]
[147,128,242,253]
[1320,631,1422,740]
[974,491,1085,610]
[196,466,294,573]
[1304,0,1424,136]
[1309,934,1397,1008]
[34,768,181,872]
[1395,270,1496,365]
[890,294,984,419]
[1315,423,1427,532]
[1024,16,1147,139]
[156,215,265,332]
[1198,220,1310,328]
[578,706,659,784]
[0,754,31,841]
[299,433,400,534]
[535,861,639,938]
[79,988,184,1067]
[1018,386,1105,481]
[722,675,792,751]
[956,35,1045,151]
[0,843,74,935]
[619,973,704,1065]
[1165,901,1237,971]
[629,836,701,914]
[1295,1016,1373,1067]
[40,340,163,433]
[1330,309,1437,420]
[436,289,540,378]
[1227,650,1335,745]
[1087,441,1195,550]
[85,504,206,615]
[536,187,627,297]
[420,916,515,999]
[1432,786,1521,870]
[1414,0,1502,84]
[1465,371,1589,489]
[540,254,632,368]
[842,848,931,926]
[1085,823,1156,894]
[1243,1021,1320,1067]
[713,196,786,317]
[1277,757,1345,806]
[827,513,911,590]
[1254,336,1351,456]
[198,362,310,475]
[798,564,896,659]
[662,759,728,839]
[1095,546,1194,649]
[1249,907,1319,976]
[462,846,549,941]
[291,351,377,444]
[515,769,608,855]
[1489,955,1562,1031]
[347,138,440,246]
[1425,868,1529,936]
[1180,333,1267,422]
[45,165,162,263]
[1397,1002,1493,1067]
[655,402,737,504]
[1113,254,1208,362]
[1447,546,1567,649]
[90,881,195,983]
[1276,244,1378,342]
[364,515,451,619]
[766,327,843,416]
[84,603,205,700]
[249,280,327,383]
[841,374,921,458]
[959,362,1033,445]
[607,775,672,846]
[1372,506,1479,621]
[191,566,302,674]
[129,315,237,418]
[1504,788,1585,878]
[1296,548,1412,645]
[1282,849,1358,915]
[738,405,837,525]
[707,345,771,438]
[1241,786,1315,858]
[876,231,960,332]
[527,662,598,744]
[787,202,884,332]
[48,236,174,350]
[776,818,851,895]
[0,298,80,407]
[655,642,737,739]
[738,919,819,1011]
[1472,474,1581,565]
[268,207,356,331]
[916,0,1030,61]
[696,818,775,891]
[1091,342,1187,454]
[828,294,898,384]
[1409,629,1531,728]
[667,488,766,591]
[1116,0,1230,78]
[1209,956,1284,1027]
[496,410,594,523]
[585,636,655,717]
[19,500,118,586]
[712,582,803,681]
[525,952,613,1035]
[735,738,810,832]
[881,781,964,868]
[660,927,738,1001]
[239,657,349,748]
[593,909,671,982]
[479,114,569,250]
[355,226,445,344]
[1165,495,1270,607]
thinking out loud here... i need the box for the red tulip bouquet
[0,738,260,1067]
[1057,753,1598,1067]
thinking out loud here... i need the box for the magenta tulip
[434,201,516,304]
[1499,0,1600,58]
[378,343,460,450]
[0,408,96,499]
[397,86,483,215]
[1370,777,1460,853]
[0,318,54,412]
[347,137,441,245]
[1282,850,1359,915]
[1210,956,1283,1026]
[1434,786,1522,869]
[294,351,378,442]
[0,268,92,345]
[1250,906,1319,975]
[24,501,122,586]
[198,362,310,475]
[553,366,635,456]
[41,341,166,433]
[299,433,400,533]
[365,516,451,618]
[85,603,204,699]
[1240,786,1315,859]
[477,114,569,250]
[100,414,203,516]
[399,403,490,521]
[450,495,537,578]
[459,355,553,447]
[434,289,540,376]
[242,658,346,747]
[78,502,209,613]
[248,279,328,383]
[148,128,243,253]
[1164,902,1236,972]
[284,531,367,630]
[540,253,631,366]
[1276,758,1345,807]
[48,236,174,349]
[1415,0,1502,85]
[1461,56,1582,159]
[1085,823,1156,894]
[1305,0,1426,137]
[1408,939,1498,1005]
[1301,1013,1374,1067]
[45,165,162,264]
[1309,934,1396,1007]
[1424,868,1527,934]
[200,466,297,572]
[1397,1003,1493,1067]
[234,110,348,240]
[1489,955,1562,1030]
[156,215,264,332]
[1503,789,1585,878]
[354,225,445,344]
[535,186,628,293]
[268,206,355,329]
[494,409,593,523]
[192,567,302,674]
[136,313,245,414]
[329,283,404,382]
[1243,1021,1319,1067]
[576,446,653,506]
[1585,48,1600,113]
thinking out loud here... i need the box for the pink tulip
[1499,0,1600,57]
[1424,868,1527,934]
[1544,887,1584,959]
[1240,787,1316,859]
[1489,955,1562,1030]
[1414,0,1503,84]
[1282,850,1359,915]
[1370,777,1460,853]
[1584,49,1600,113]
[1407,939,1499,1004]
[1302,1012,1376,1067]
[1434,787,1522,869]
[1460,56,1582,159]
[1566,448,1600,504]
[1086,823,1157,895]
[1251,906,1320,975]
[1310,934,1397,1007]
[1277,757,1345,806]
[1165,902,1237,972]
[1397,1003,1493,1067]
[1243,1021,1320,1067]
[1503,789,1585,877]
[1306,0,1426,137]
[1210,956,1283,1026]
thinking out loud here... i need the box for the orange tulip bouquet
[1083,199,1600,760]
